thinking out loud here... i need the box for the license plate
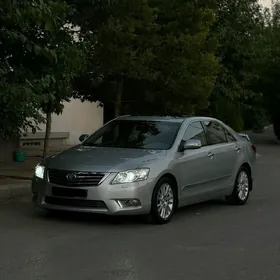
[52,187,87,198]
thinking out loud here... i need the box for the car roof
[115,115,220,123]
[116,115,186,123]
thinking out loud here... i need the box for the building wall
[37,98,104,145]
[259,0,271,8]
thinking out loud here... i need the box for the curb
[0,181,31,201]
[264,124,273,130]
[0,174,32,181]
[0,174,32,180]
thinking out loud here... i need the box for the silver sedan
[32,116,256,224]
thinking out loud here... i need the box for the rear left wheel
[226,167,251,205]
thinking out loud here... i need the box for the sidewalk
[0,177,31,201]
[0,145,72,180]
[0,157,38,180]
[0,145,72,200]
[0,155,41,201]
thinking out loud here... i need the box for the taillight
[252,144,257,153]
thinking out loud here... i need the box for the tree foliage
[210,0,265,131]
[0,0,84,154]
[69,0,158,116]
[3,0,280,142]
[0,0,46,138]
[70,0,219,117]
[254,0,280,138]
[142,0,219,115]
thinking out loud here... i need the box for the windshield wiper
[82,142,120,147]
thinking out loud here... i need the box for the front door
[174,121,217,203]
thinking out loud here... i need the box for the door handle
[235,146,241,152]
[208,152,214,158]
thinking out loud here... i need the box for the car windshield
[82,120,182,150]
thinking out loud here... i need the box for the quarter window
[183,121,207,146]
[202,121,227,145]
[223,128,236,142]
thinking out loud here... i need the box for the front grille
[45,196,107,209]
[48,169,105,187]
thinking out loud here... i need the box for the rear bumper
[32,174,155,215]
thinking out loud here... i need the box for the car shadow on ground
[31,198,230,227]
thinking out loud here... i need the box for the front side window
[82,120,182,150]
[202,120,227,145]
[182,121,207,146]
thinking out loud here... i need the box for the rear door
[222,124,243,187]
[201,120,240,192]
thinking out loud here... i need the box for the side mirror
[79,134,89,142]
[183,139,202,150]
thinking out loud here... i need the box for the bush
[252,110,268,133]
[213,99,244,131]
[273,121,280,140]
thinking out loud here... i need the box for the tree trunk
[114,80,123,118]
[43,109,52,158]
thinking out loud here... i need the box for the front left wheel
[148,177,177,224]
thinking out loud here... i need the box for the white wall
[37,98,103,145]
[259,0,271,8]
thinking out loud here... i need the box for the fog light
[116,199,141,208]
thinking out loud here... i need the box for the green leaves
[0,0,84,138]
[3,0,279,138]
[254,0,280,119]
[70,0,218,116]
[209,0,265,130]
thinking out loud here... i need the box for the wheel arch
[240,162,253,191]
[157,173,179,206]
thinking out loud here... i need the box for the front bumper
[32,173,155,215]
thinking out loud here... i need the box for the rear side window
[202,120,227,145]
[183,121,207,146]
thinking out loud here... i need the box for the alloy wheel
[156,183,174,220]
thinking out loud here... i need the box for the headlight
[111,169,150,184]
[35,164,45,179]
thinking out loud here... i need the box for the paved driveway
[0,131,279,280]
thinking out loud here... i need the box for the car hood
[44,145,166,172]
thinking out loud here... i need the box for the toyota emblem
[66,173,77,181]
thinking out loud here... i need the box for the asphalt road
[0,132,280,280]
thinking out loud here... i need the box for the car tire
[147,177,177,224]
[226,167,252,205]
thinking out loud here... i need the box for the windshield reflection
[83,120,182,150]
